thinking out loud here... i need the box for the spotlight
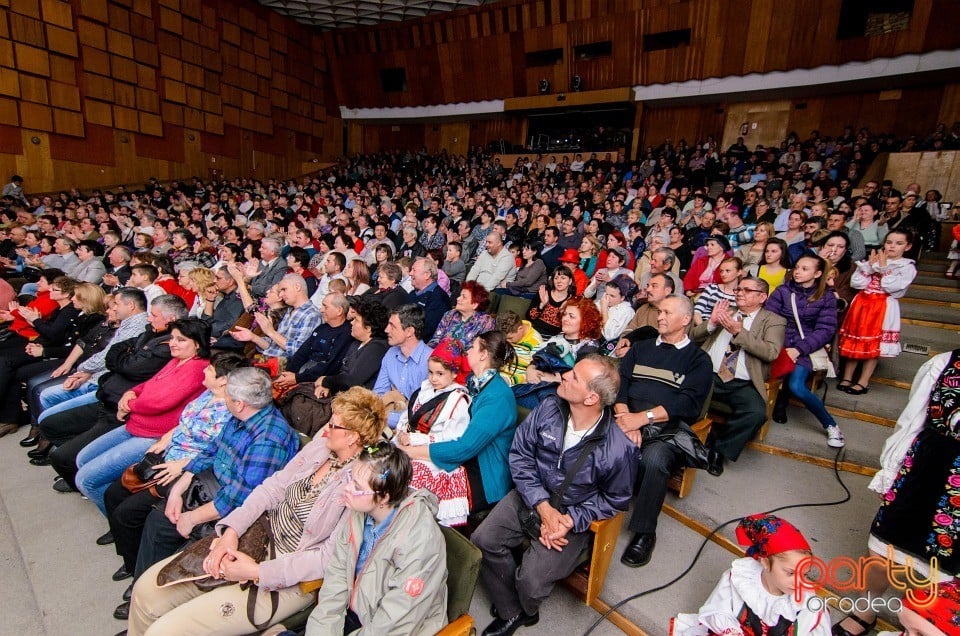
[538,79,550,94]
[572,75,583,92]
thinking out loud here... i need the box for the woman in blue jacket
[399,330,517,513]
[764,255,842,448]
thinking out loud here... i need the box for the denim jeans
[786,364,837,430]
[76,425,156,516]
[37,381,98,420]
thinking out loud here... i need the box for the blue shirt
[262,301,321,358]
[186,404,299,516]
[373,341,432,429]
[355,508,398,576]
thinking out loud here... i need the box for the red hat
[558,248,580,264]
[903,580,960,633]
[735,514,811,560]
[430,339,470,385]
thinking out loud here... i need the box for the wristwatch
[646,410,655,425]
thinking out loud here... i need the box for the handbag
[175,468,222,539]
[156,513,280,630]
[789,294,837,378]
[769,347,796,380]
[120,451,166,494]
[517,429,604,541]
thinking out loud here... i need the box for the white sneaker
[826,426,845,448]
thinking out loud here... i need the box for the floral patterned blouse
[427,310,496,349]
[164,390,233,462]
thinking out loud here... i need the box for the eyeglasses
[346,484,376,497]
[327,422,353,432]
[734,287,764,294]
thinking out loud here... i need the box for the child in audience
[395,339,471,526]
[672,514,830,636]
[837,228,917,395]
[597,277,637,345]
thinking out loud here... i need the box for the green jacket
[306,489,448,636]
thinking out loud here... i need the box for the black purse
[517,433,604,541]
[181,468,221,539]
[133,451,165,482]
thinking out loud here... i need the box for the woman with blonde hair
[128,386,387,636]
[578,234,602,278]
[736,221,774,269]
[184,267,216,319]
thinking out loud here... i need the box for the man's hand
[614,411,647,433]
[252,312,274,335]
[164,473,191,525]
[709,299,729,327]
[536,501,572,550]
[613,337,632,358]
[230,326,255,342]
[717,307,742,335]
[176,509,198,538]
[274,371,296,389]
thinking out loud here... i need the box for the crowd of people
[0,124,953,636]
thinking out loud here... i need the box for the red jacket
[9,292,58,339]
[683,255,723,293]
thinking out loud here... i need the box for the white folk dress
[396,381,471,527]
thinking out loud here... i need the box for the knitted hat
[735,514,811,560]
[903,580,960,633]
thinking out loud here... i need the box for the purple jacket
[764,279,838,370]
[217,437,349,591]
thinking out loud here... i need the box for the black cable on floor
[583,447,852,635]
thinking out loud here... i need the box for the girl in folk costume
[672,514,830,636]
[836,228,917,395]
[395,338,472,527]
[877,580,960,636]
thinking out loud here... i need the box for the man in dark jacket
[45,294,188,491]
[405,257,450,342]
[473,355,637,636]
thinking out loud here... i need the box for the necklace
[310,450,359,493]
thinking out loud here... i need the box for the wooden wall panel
[326,0,960,109]
[641,86,960,153]
[1,0,337,193]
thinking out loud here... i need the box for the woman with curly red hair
[524,297,602,384]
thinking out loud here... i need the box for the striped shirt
[270,474,321,554]
[693,284,737,320]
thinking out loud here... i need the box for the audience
[0,131,941,635]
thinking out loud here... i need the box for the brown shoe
[0,423,19,438]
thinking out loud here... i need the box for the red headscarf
[430,338,470,385]
[735,514,811,560]
[903,580,960,633]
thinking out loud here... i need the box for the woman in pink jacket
[127,387,387,636]
[75,318,211,516]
